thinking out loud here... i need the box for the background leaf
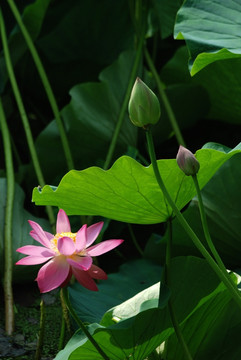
[174,0,241,75]
[161,45,241,124]
[0,178,52,282]
[163,273,241,359]
[151,0,183,39]
[0,0,51,92]
[35,50,138,182]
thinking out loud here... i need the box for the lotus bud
[176,145,200,176]
[128,77,161,128]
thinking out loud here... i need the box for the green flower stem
[62,287,110,360]
[35,300,45,360]
[0,98,15,335]
[127,223,144,256]
[144,48,186,147]
[58,314,66,351]
[165,220,193,360]
[103,4,145,170]
[145,127,241,309]
[58,287,71,350]
[0,8,55,228]
[7,0,74,170]
[192,175,237,289]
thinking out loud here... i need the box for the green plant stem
[192,175,238,290]
[35,300,45,360]
[62,287,110,360]
[144,48,186,147]
[145,127,241,309]
[58,287,71,351]
[127,223,144,256]
[0,8,55,228]
[103,3,145,170]
[165,220,193,360]
[7,0,74,170]
[192,175,226,271]
[0,98,15,335]
[58,313,66,351]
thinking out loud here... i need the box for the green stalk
[145,127,241,309]
[192,175,237,288]
[103,1,145,170]
[144,48,186,147]
[0,98,15,335]
[58,313,66,351]
[35,300,45,360]
[7,0,74,170]
[127,223,144,256]
[58,287,71,351]
[62,287,110,360]
[165,220,193,360]
[0,8,55,228]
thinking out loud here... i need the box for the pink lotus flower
[16,209,124,293]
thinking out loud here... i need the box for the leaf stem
[0,98,15,335]
[144,48,186,147]
[165,220,193,360]
[62,287,110,360]
[35,300,45,360]
[145,127,241,309]
[103,1,145,170]
[127,223,144,256]
[192,174,238,290]
[0,7,55,228]
[7,0,74,170]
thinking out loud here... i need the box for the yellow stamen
[50,232,77,253]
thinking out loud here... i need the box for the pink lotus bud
[176,145,200,176]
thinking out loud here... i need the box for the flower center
[50,232,77,253]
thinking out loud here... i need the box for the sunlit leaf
[33,145,241,224]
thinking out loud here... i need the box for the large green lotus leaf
[193,58,241,123]
[35,50,137,182]
[151,151,241,268]
[0,0,51,92]
[153,82,209,143]
[55,256,230,360]
[0,178,52,282]
[68,259,162,324]
[33,144,241,224]
[174,0,241,75]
